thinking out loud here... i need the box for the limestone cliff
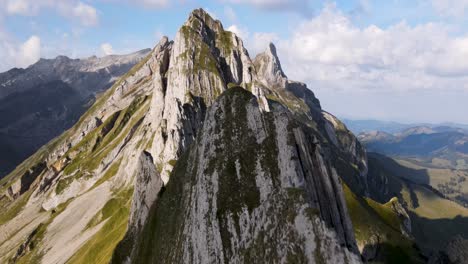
[0,8,367,264]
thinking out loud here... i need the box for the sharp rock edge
[0,8,368,264]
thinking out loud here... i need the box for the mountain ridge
[0,8,427,264]
[0,48,150,178]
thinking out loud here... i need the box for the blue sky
[1,0,468,124]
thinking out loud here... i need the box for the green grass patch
[67,188,133,264]
[0,189,33,225]
[58,96,149,194]
[55,177,74,195]
[343,183,423,263]
[89,158,122,191]
[168,159,178,167]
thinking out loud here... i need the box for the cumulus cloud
[100,43,114,55]
[6,0,36,15]
[2,0,99,26]
[271,4,468,92]
[71,2,98,26]
[226,0,312,15]
[131,0,169,8]
[224,6,237,22]
[250,32,279,55]
[226,24,279,56]
[227,25,249,39]
[432,0,468,17]
[17,35,41,67]
[0,31,41,71]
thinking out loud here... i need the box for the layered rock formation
[0,8,369,264]
[0,49,150,178]
[124,87,360,263]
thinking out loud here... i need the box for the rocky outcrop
[0,49,150,178]
[254,43,287,88]
[127,87,361,264]
[0,8,368,264]
[112,151,162,263]
[429,236,468,264]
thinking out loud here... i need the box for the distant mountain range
[0,9,467,264]
[358,125,468,169]
[0,49,150,178]
[343,118,468,134]
[357,122,468,212]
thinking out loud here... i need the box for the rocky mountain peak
[254,42,287,88]
[186,8,224,34]
[0,8,369,264]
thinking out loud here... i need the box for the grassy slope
[367,153,468,254]
[401,182,468,253]
[0,49,153,264]
[66,188,133,264]
[393,157,468,203]
[343,184,423,264]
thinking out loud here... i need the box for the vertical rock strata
[0,8,368,264]
[128,87,361,263]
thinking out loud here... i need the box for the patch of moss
[55,176,74,195]
[168,159,178,167]
[216,31,233,54]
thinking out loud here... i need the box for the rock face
[0,49,150,178]
[0,8,368,264]
[126,87,360,264]
[429,236,468,264]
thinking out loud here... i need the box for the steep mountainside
[359,128,468,165]
[359,126,468,209]
[0,49,150,178]
[0,9,423,264]
[366,153,468,257]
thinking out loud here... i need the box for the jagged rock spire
[253,42,287,88]
[0,8,368,264]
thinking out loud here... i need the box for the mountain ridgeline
[0,49,150,178]
[0,9,422,264]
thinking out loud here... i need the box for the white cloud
[100,43,114,55]
[135,0,169,8]
[227,25,248,39]
[0,31,41,71]
[224,6,237,22]
[71,2,98,26]
[2,0,99,26]
[227,0,311,15]
[6,0,35,15]
[271,4,468,93]
[106,0,169,9]
[432,0,468,17]
[250,32,279,55]
[226,24,279,56]
[17,35,41,67]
